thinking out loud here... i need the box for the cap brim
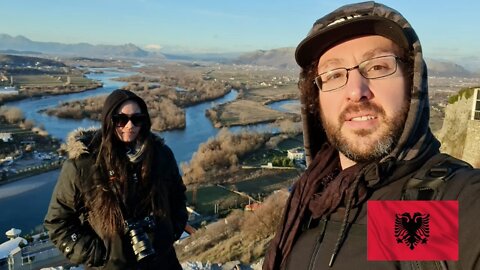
[295,16,409,68]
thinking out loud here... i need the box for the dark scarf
[263,144,372,269]
[263,133,441,269]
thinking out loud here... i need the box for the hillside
[233,48,475,78]
[425,58,473,77]
[234,48,297,70]
[176,189,290,266]
[0,34,150,58]
[0,54,66,68]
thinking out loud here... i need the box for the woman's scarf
[126,141,147,163]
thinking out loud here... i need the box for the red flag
[367,200,458,261]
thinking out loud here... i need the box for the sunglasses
[112,113,147,127]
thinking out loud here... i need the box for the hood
[61,127,164,160]
[101,89,151,134]
[296,1,438,165]
[61,127,100,160]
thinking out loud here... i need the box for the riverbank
[116,63,233,107]
[41,90,187,132]
[206,84,300,127]
[0,75,102,105]
[0,118,62,185]
[206,99,299,127]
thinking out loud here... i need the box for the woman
[45,89,188,269]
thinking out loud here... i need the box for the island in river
[44,61,302,132]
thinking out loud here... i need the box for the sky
[1,0,479,68]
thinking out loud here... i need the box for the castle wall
[463,120,480,167]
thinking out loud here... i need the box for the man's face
[317,35,410,164]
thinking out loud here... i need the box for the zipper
[307,218,328,270]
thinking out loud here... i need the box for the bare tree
[181,129,268,185]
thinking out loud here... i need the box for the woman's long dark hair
[86,100,168,239]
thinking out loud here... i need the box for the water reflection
[267,99,300,113]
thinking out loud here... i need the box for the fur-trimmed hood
[60,127,166,160]
[61,127,101,160]
[61,127,166,161]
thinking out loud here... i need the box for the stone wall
[437,94,472,159]
[437,88,480,167]
[462,120,480,167]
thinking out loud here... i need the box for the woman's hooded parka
[45,90,188,269]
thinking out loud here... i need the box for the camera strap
[108,168,157,220]
[108,169,132,220]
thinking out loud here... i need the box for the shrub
[181,129,268,185]
[0,106,24,123]
[176,190,290,264]
[447,86,477,104]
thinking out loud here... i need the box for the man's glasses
[112,113,147,127]
[314,55,403,92]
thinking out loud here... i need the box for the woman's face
[112,100,144,143]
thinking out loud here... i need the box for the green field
[13,74,96,87]
[240,134,303,166]
[186,169,298,215]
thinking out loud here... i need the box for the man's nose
[344,69,373,102]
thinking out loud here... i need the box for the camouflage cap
[295,1,414,68]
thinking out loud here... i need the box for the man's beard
[321,101,409,163]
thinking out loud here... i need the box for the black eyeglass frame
[112,113,147,127]
[313,55,404,92]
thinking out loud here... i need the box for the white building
[0,229,70,270]
[287,147,305,161]
[0,87,19,95]
[0,229,27,269]
[0,133,12,143]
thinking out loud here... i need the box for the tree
[282,158,290,167]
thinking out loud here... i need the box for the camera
[124,215,156,262]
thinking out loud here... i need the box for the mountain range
[0,34,477,77]
[235,47,478,77]
[0,34,150,58]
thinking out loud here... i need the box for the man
[264,2,480,270]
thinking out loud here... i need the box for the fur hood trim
[60,127,165,160]
[61,127,100,160]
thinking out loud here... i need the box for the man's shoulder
[432,154,479,179]
[402,153,478,200]
[429,154,480,200]
[414,153,475,179]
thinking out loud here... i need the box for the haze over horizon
[1,0,480,70]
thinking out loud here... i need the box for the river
[0,68,284,241]
[5,68,240,164]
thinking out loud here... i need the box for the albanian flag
[367,200,458,261]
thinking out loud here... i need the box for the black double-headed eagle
[395,212,430,250]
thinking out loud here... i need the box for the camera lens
[124,217,157,262]
[128,228,156,261]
